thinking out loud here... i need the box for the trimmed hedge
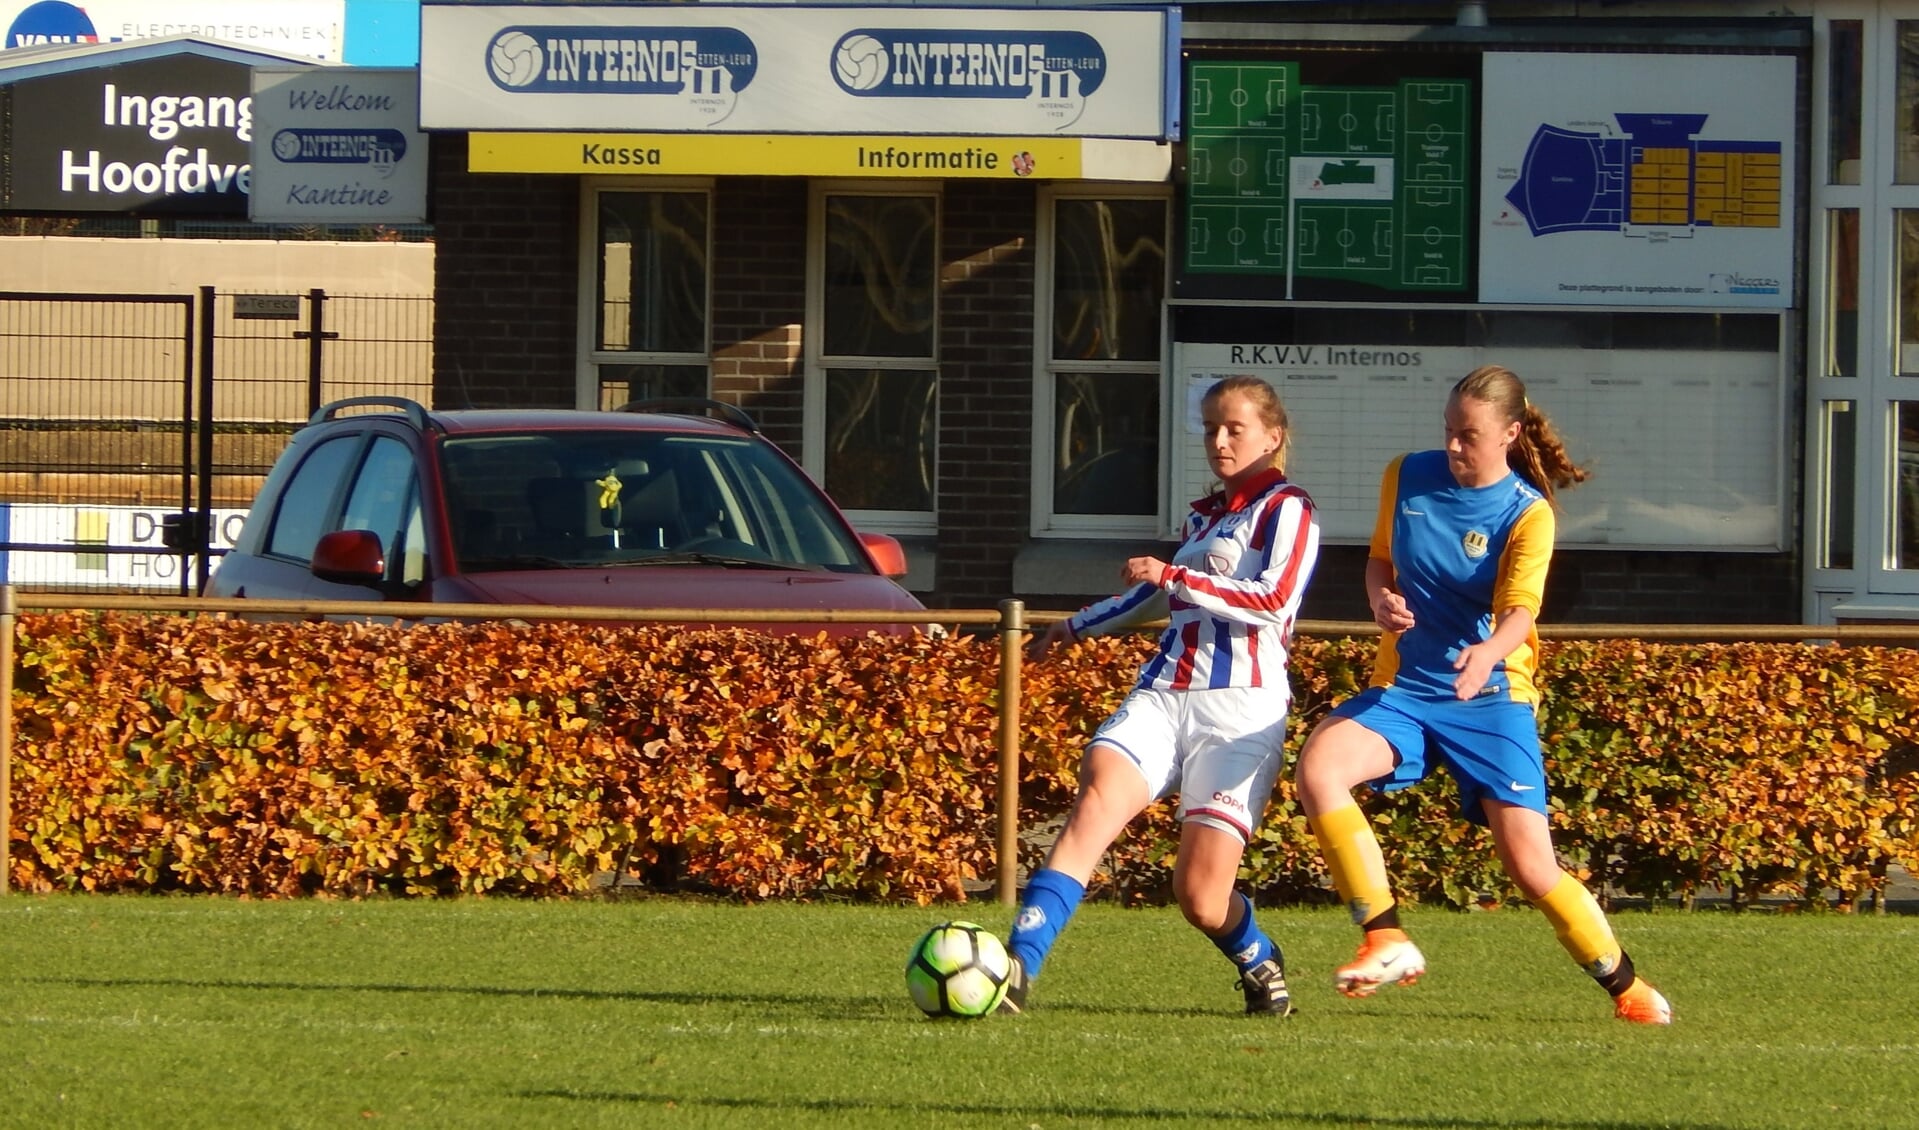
[7,612,1917,907]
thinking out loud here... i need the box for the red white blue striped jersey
[1065,469,1320,693]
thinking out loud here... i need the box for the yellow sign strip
[470,132,1086,178]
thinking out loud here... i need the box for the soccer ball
[835,34,889,91]
[905,921,1011,1019]
[489,30,544,88]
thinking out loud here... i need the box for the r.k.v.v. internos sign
[4,54,256,214]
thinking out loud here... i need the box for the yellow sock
[1308,803,1395,927]
[1532,873,1623,977]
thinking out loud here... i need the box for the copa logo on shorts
[1461,530,1489,559]
[1209,791,1247,813]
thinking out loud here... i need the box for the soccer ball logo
[835,33,889,91]
[489,30,544,88]
[905,921,1011,1019]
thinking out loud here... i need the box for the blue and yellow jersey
[1367,450,1554,704]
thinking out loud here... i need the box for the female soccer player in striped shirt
[1294,364,1671,1024]
[1000,376,1320,1017]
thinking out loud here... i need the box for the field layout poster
[1480,53,1794,307]
[1183,61,1472,295]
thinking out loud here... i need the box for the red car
[208,397,926,633]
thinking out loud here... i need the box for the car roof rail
[616,397,760,434]
[309,396,435,431]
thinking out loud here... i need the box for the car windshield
[439,430,873,574]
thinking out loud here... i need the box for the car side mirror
[311,529,387,586]
[857,531,909,579]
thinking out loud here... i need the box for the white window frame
[1808,3,1919,607]
[1030,182,1173,539]
[575,176,715,411]
[803,179,942,536]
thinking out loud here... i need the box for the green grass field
[2,895,1916,1129]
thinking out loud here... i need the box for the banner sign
[250,66,427,222]
[2,0,343,60]
[0,503,247,591]
[420,3,1176,139]
[2,54,254,213]
[469,131,1171,180]
[1479,52,1795,307]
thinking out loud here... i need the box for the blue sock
[1006,868,1085,980]
[1210,891,1276,972]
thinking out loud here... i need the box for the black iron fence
[0,288,432,594]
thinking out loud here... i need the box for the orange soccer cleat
[1334,928,1427,998]
[1612,978,1673,1025]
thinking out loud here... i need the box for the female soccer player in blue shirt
[1294,365,1670,1024]
[1001,376,1321,1017]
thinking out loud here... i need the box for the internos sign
[249,66,428,222]
[2,54,253,213]
[419,2,1177,139]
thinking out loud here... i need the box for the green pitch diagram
[1185,62,1471,294]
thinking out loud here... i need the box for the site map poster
[1479,52,1794,308]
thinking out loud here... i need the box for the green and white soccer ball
[905,921,1011,1019]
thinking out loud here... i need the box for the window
[439,431,870,571]
[1900,23,1919,184]
[1829,20,1863,184]
[1899,211,1919,374]
[265,436,358,561]
[339,436,424,585]
[1829,210,1860,377]
[1895,402,1919,570]
[1820,401,1857,570]
[585,184,711,407]
[808,187,939,524]
[1035,189,1169,533]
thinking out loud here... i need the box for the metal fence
[0,288,433,595]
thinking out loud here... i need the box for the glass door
[1869,14,1919,594]
[1808,2,1919,614]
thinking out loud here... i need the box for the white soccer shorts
[1088,684,1290,842]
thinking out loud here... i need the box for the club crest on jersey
[1461,530,1489,558]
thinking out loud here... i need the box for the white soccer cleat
[1335,929,1427,998]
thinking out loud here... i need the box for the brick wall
[431,133,579,409]
[710,177,807,452]
[932,182,1037,609]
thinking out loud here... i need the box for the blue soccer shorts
[1328,685,1548,826]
